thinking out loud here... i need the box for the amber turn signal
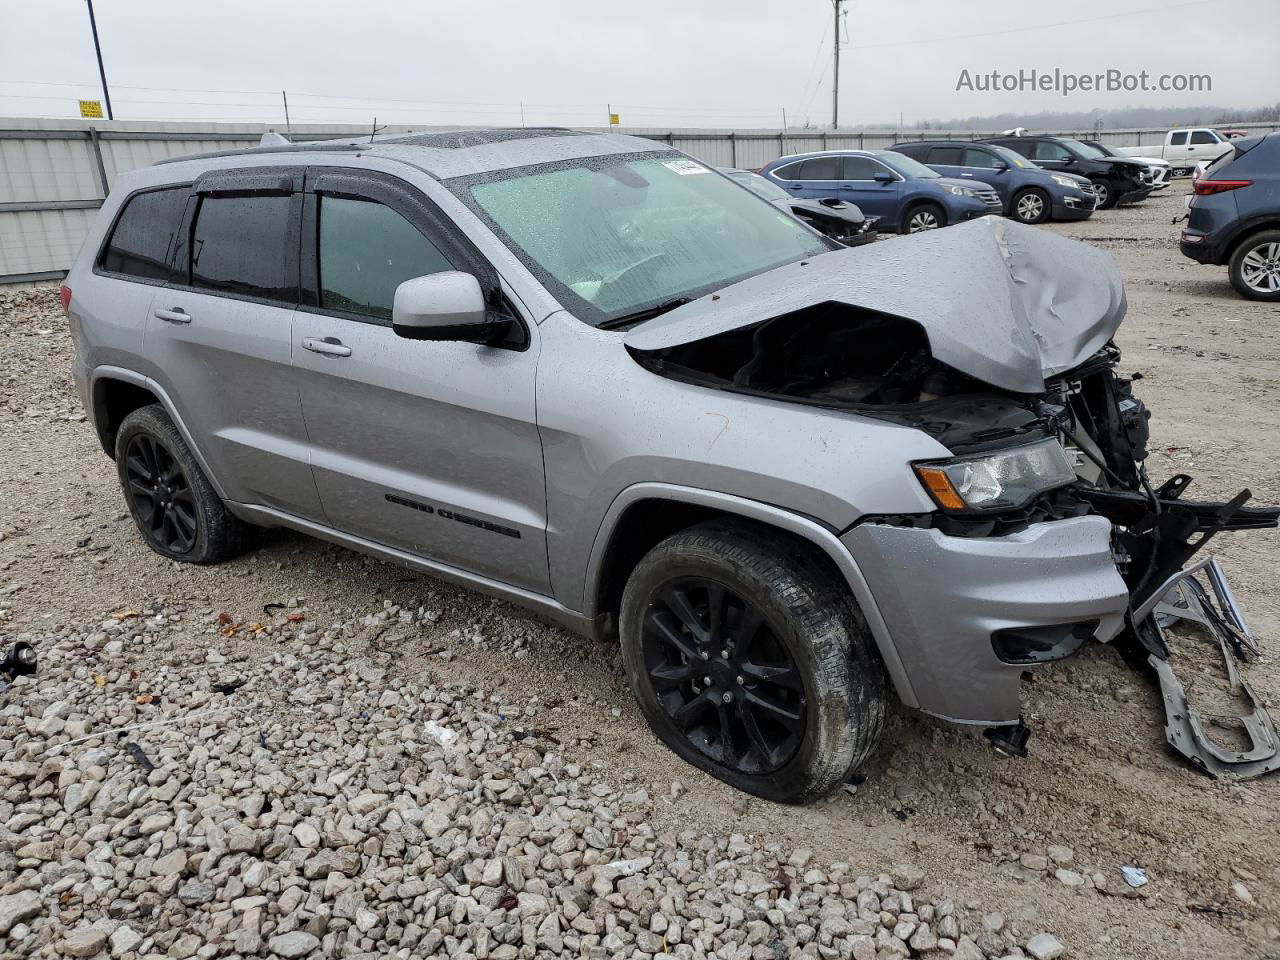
[914,466,966,511]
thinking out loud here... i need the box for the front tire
[1228,230,1280,301]
[1090,178,1114,209]
[619,523,888,803]
[1011,187,1051,224]
[115,405,245,564]
[903,202,945,233]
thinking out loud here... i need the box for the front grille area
[976,189,1002,207]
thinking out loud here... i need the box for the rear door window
[797,157,840,180]
[99,186,189,281]
[1169,131,1189,146]
[317,196,453,321]
[927,147,963,165]
[189,194,295,302]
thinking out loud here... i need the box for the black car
[720,168,879,245]
[983,135,1153,209]
[1180,132,1280,300]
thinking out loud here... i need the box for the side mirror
[994,160,1009,171]
[392,272,511,344]
[1062,156,1076,164]
[873,171,895,185]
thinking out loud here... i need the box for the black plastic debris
[124,741,155,772]
[1,641,37,679]
[212,679,247,695]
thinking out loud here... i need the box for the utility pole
[831,0,847,129]
[282,91,291,135]
[85,0,113,120]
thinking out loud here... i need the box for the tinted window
[1190,130,1217,145]
[1031,140,1073,161]
[963,148,1000,169]
[1000,140,1034,158]
[842,156,884,180]
[890,144,928,161]
[318,197,452,321]
[1169,131,1189,145]
[190,194,294,302]
[771,161,804,180]
[797,157,840,180]
[927,146,963,165]
[100,187,188,281]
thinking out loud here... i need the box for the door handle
[153,307,190,324]
[302,336,352,358]
[960,172,974,177]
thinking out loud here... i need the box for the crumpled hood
[624,216,1126,394]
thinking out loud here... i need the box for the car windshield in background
[988,144,1033,168]
[454,153,833,328]
[876,151,939,179]
[1063,139,1106,159]
[728,171,792,203]
[1087,142,1121,158]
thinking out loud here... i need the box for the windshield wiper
[597,297,694,331]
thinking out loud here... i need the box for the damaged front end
[623,218,1280,778]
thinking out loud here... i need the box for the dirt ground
[2,187,1278,959]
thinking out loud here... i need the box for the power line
[848,0,1215,50]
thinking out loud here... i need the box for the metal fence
[3,116,1279,285]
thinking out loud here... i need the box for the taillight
[59,283,72,314]
[1193,179,1252,196]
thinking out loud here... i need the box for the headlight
[942,184,979,197]
[913,438,1076,512]
[1050,175,1080,189]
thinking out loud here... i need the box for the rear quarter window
[99,186,189,281]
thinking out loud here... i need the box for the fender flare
[89,365,230,501]
[582,482,920,709]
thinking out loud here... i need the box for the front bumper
[1117,184,1154,205]
[1052,193,1095,220]
[843,515,1129,724]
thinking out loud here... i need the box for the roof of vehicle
[889,140,995,148]
[764,149,884,164]
[152,127,669,181]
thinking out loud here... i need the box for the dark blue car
[889,141,1095,224]
[1180,131,1280,300]
[758,150,1002,233]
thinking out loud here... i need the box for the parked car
[64,129,1278,801]
[889,140,1095,224]
[1180,131,1280,300]
[719,167,878,245]
[758,149,1002,233]
[1080,140,1171,190]
[1120,127,1233,177]
[983,135,1153,209]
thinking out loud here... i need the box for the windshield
[453,152,833,327]
[876,151,939,179]
[988,144,1033,168]
[1063,139,1107,159]
[727,171,791,202]
[1084,141,1119,158]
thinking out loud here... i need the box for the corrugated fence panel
[4,117,1280,283]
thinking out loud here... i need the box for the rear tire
[619,522,888,803]
[1229,229,1280,301]
[115,404,246,564]
[1010,187,1051,224]
[1090,178,1114,209]
[902,202,946,234]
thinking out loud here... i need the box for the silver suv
[66,129,1277,801]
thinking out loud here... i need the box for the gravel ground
[1,187,1278,960]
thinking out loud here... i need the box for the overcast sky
[1,0,1276,129]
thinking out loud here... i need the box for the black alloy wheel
[641,576,806,775]
[124,433,198,553]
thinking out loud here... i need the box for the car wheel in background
[1011,188,1051,224]
[1229,230,1280,301]
[619,522,888,803]
[903,203,945,233]
[115,404,246,564]
[1090,179,1114,209]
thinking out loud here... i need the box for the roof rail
[153,141,366,166]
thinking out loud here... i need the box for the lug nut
[721,691,734,703]
[736,676,744,685]
[703,675,713,686]
[720,648,729,659]
[700,651,710,660]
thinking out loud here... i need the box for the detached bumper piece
[1140,558,1280,780]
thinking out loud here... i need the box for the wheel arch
[582,483,919,708]
[898,195,943,233]
[89,366,229,500]
[1222,218,1280,266]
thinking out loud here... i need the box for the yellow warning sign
[78,100,104,118]
[608,113,620,126]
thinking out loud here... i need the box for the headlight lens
[942,184,978,197]
[914,439,1076,512]
[1050,175,1080,189]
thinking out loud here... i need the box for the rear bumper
[1179,231,1222,264]
[842,515,1130,724]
